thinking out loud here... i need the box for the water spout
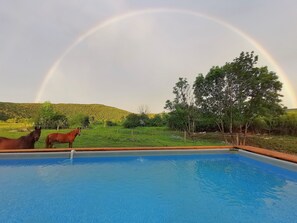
[70,149,75,160]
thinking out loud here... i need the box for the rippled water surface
[1,154,297,222]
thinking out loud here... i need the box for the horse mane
[70,128,81,136]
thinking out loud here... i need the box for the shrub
[106,120,117,126]
[123,114,141,128]
[69,114,90,128]
[149,114,166,127]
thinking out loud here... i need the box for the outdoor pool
[0,150,297,222]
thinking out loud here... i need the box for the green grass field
[1,122,296,154]
[0,123,225,149]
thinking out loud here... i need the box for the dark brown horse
[0,127,41,150]
[45,127,81,148]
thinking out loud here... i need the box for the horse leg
[47,141,53,148]
[46,137,53,148]
[69,142,72,148]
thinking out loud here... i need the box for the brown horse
[0,127,41,150]
[45,127,81,148]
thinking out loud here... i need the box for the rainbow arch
[35,8,297,108]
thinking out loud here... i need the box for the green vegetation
[35,101,69,129]
[192,132,297,155]
[1,122,296,154]
[123,113,167,128]
[0,123,225,148]
[245,135,297,155]
[166,51,287,145]
[0,51,296,154]
[0,102,130,122]
[287,108,297,113]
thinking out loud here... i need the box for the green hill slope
[287,108,297,114]
[0,102,130,122]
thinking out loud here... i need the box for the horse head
[32,127,42,142]
[76,127,81,136]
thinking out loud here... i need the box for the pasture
[1,122,296,154]
[0,123,225,149]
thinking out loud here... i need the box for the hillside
[287,108,297,113]
[0,102,130,122]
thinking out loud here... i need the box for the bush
[123,113,168,128]
[0,112,9,121]
[36,113,68,129]
[123,114,141,128]
[149,114,167,127]
[69,114,90,128]
[166,109,188,131]
[195,116,218,132]
[106,120,117,126]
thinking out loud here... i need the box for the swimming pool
[0,150,297,222]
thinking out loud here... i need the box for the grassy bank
[0,124,225,149]
[245,135,297,155]
[192,132,297,155]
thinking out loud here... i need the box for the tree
[35,101,56,128]
[165,77,199,135]
[193,51,285,144]
[194,68,228,141]
[69,114,90,128]
[35,101,69,129]
[138,105,150,115]
[52,114,69,130]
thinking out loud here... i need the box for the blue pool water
[0,153,297,222]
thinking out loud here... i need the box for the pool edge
[236,145,297,164]
[0,145,297,164]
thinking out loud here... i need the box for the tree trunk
[229,119,235,145]
[239,124,242,145]
[216,120,227,144]
[243,123,248,145]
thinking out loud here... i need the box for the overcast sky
[1,0,296,113]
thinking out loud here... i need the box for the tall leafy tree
[193,52,284,144]
[165,77,198,135]
[35,101,56,128]
[194,67,229,142]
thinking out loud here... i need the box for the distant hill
[287,108,297,113]
[0,102,130,122]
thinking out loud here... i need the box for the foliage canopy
[166,52,286,143]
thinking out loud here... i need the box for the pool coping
[0,145,297,164]
[236,145,297,164]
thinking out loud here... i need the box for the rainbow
[35,8,297,108]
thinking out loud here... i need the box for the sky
[1,0,297,113]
